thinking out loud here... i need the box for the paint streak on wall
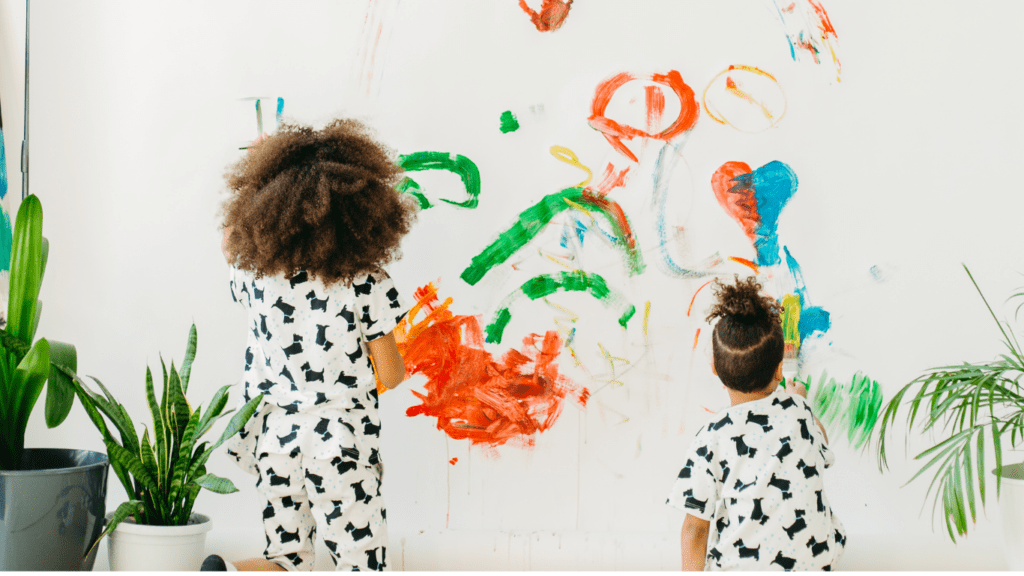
[783,246,830,342]
[354,0,402,98]
[806,371,882,449]
[499,110,521,133]
[765,0,841,81]
[518,0,573,32]
[485,271,636,344]
[711,160,798,267]
[397,151,482,210]
[0,95,11,272]
[460,187,643,285]
[703,65,787,133]
[399,283,588,447]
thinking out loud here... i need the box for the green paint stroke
[461,187,645,286]
[396,151,481,209]
[485,271,636,344]
[810,371,883,450]
[499,110,520,133]
[780,293,801,347]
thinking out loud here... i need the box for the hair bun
[705,275,781,323]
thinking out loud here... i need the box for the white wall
[9,0,1024,570]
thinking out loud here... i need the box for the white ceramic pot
[997,463,1024,571]
[106,512,212,571]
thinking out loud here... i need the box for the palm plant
[0,194,79,471]
[877,265,1024,541]
[73,324,262,557]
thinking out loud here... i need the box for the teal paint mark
[461,187,644,286]
[499,110,520,133]
[397,151,481,209]
[0,117,7,199]
[740,160,798,267]
[0,205,11,272]
[783,245,831,342]
[276,97,284,127]
[485,271,635,344]
[810,371,883,450]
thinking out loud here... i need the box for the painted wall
[10,0,1024,570]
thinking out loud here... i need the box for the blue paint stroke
[0,206,11,272]
[784,245,830,342]
[255,99,263,135]
[651,142,716,278]
[731,160,798,267]
[0,122,7,199]
[769,0,797,60]
[276,97,284,127]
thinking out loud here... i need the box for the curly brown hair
[705,275,784,393]
[221,118,417,285]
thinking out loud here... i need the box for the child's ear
[773,361,783,382]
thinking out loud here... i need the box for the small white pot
[997,463,1024,570]
[106,512,212,571]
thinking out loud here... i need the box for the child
[213,119,417,571]
[667,276,846,571]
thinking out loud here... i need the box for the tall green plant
[0,194,80,471]
[877,265,1024,541]
[74,324,262,557]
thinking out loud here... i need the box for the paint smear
[729,256,760,273]
[354,0,401,97]
[399,283,588,447]
[485,271,636,344]
[780,293,801,347]
[550,146,592,188]
[687,280,714,317]
[500,110,521,133]
[0,94,8,199]
[460,187,644,285]
[711,160,798,267]
[589,70,700,163]
[783,246,831,342]
[518,0,573,32]
[703,65,787,133]
[449,457,458,465]
[765,0,841,81]
[397,151,481,210]
[809,371,882,449]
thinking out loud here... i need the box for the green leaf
[180,324,197,394]
[977,427,986,508]
[963,435,976,522]
[166,361,191,442]
[140,429,158,489]
[144,366,169,487]
[106,440,159,496]
[195,385,231,438]
[38,236,48,285]
[11,338,51,434]
[167,409,202,507]
[190,393,262,476]
[44,340,78,428]
[83,500,143,559]
[7,195,43,346]
[193,473,239,494]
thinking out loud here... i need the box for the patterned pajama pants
[256,452,387,571]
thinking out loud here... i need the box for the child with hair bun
[667,276,846,571]
[210,119,417,572]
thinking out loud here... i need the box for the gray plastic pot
[0,448,109,571]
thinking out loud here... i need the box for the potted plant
[0,194,106,571]
[73,323,262,571]
[877,265,1024,569]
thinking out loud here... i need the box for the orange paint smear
[589,70,700,162]
[693,328,701,350]
[687,280,714,317]
[711,161,759,243]
[518,0,573,32]
[398,283,588,447]
[590,163,631,196]
[449,457,458,465]
[645,85,665,132]
[728,256,760,273]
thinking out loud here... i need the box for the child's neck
[726,380,780,407]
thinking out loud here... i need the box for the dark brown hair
[221,119,416,285]
[705,275,784,393]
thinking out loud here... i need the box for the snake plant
[877,265,1024,541]
[75,324,262,557]
[0,194,80,471]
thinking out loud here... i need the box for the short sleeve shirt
[667,387,847,571]
[224,266,407,474]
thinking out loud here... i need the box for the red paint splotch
[398,283,588,447]
[711,161,759,244]
[518,0,573,32]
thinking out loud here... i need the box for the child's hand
[787,380,808,399]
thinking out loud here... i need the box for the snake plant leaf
[180,324,197,394]
[190,393,262,476]
[140,428,158,489]
[43,340,78,428]
[11,338,50,434]
[144,366,169,484]
[82,376,140,457]
[195,384,231,438]
[168,409,202,506]
[176,481,202,525]
[166,360,191,440]
[83,499,143,560]
[193,473,239,494]
[7,194,42,346]
[106,439,159,496]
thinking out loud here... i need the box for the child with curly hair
[210,119,417,572]
[667,276,846,571]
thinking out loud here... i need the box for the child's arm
[367,330,406,389]
[680,514,710,571]
[786,381,829,443]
